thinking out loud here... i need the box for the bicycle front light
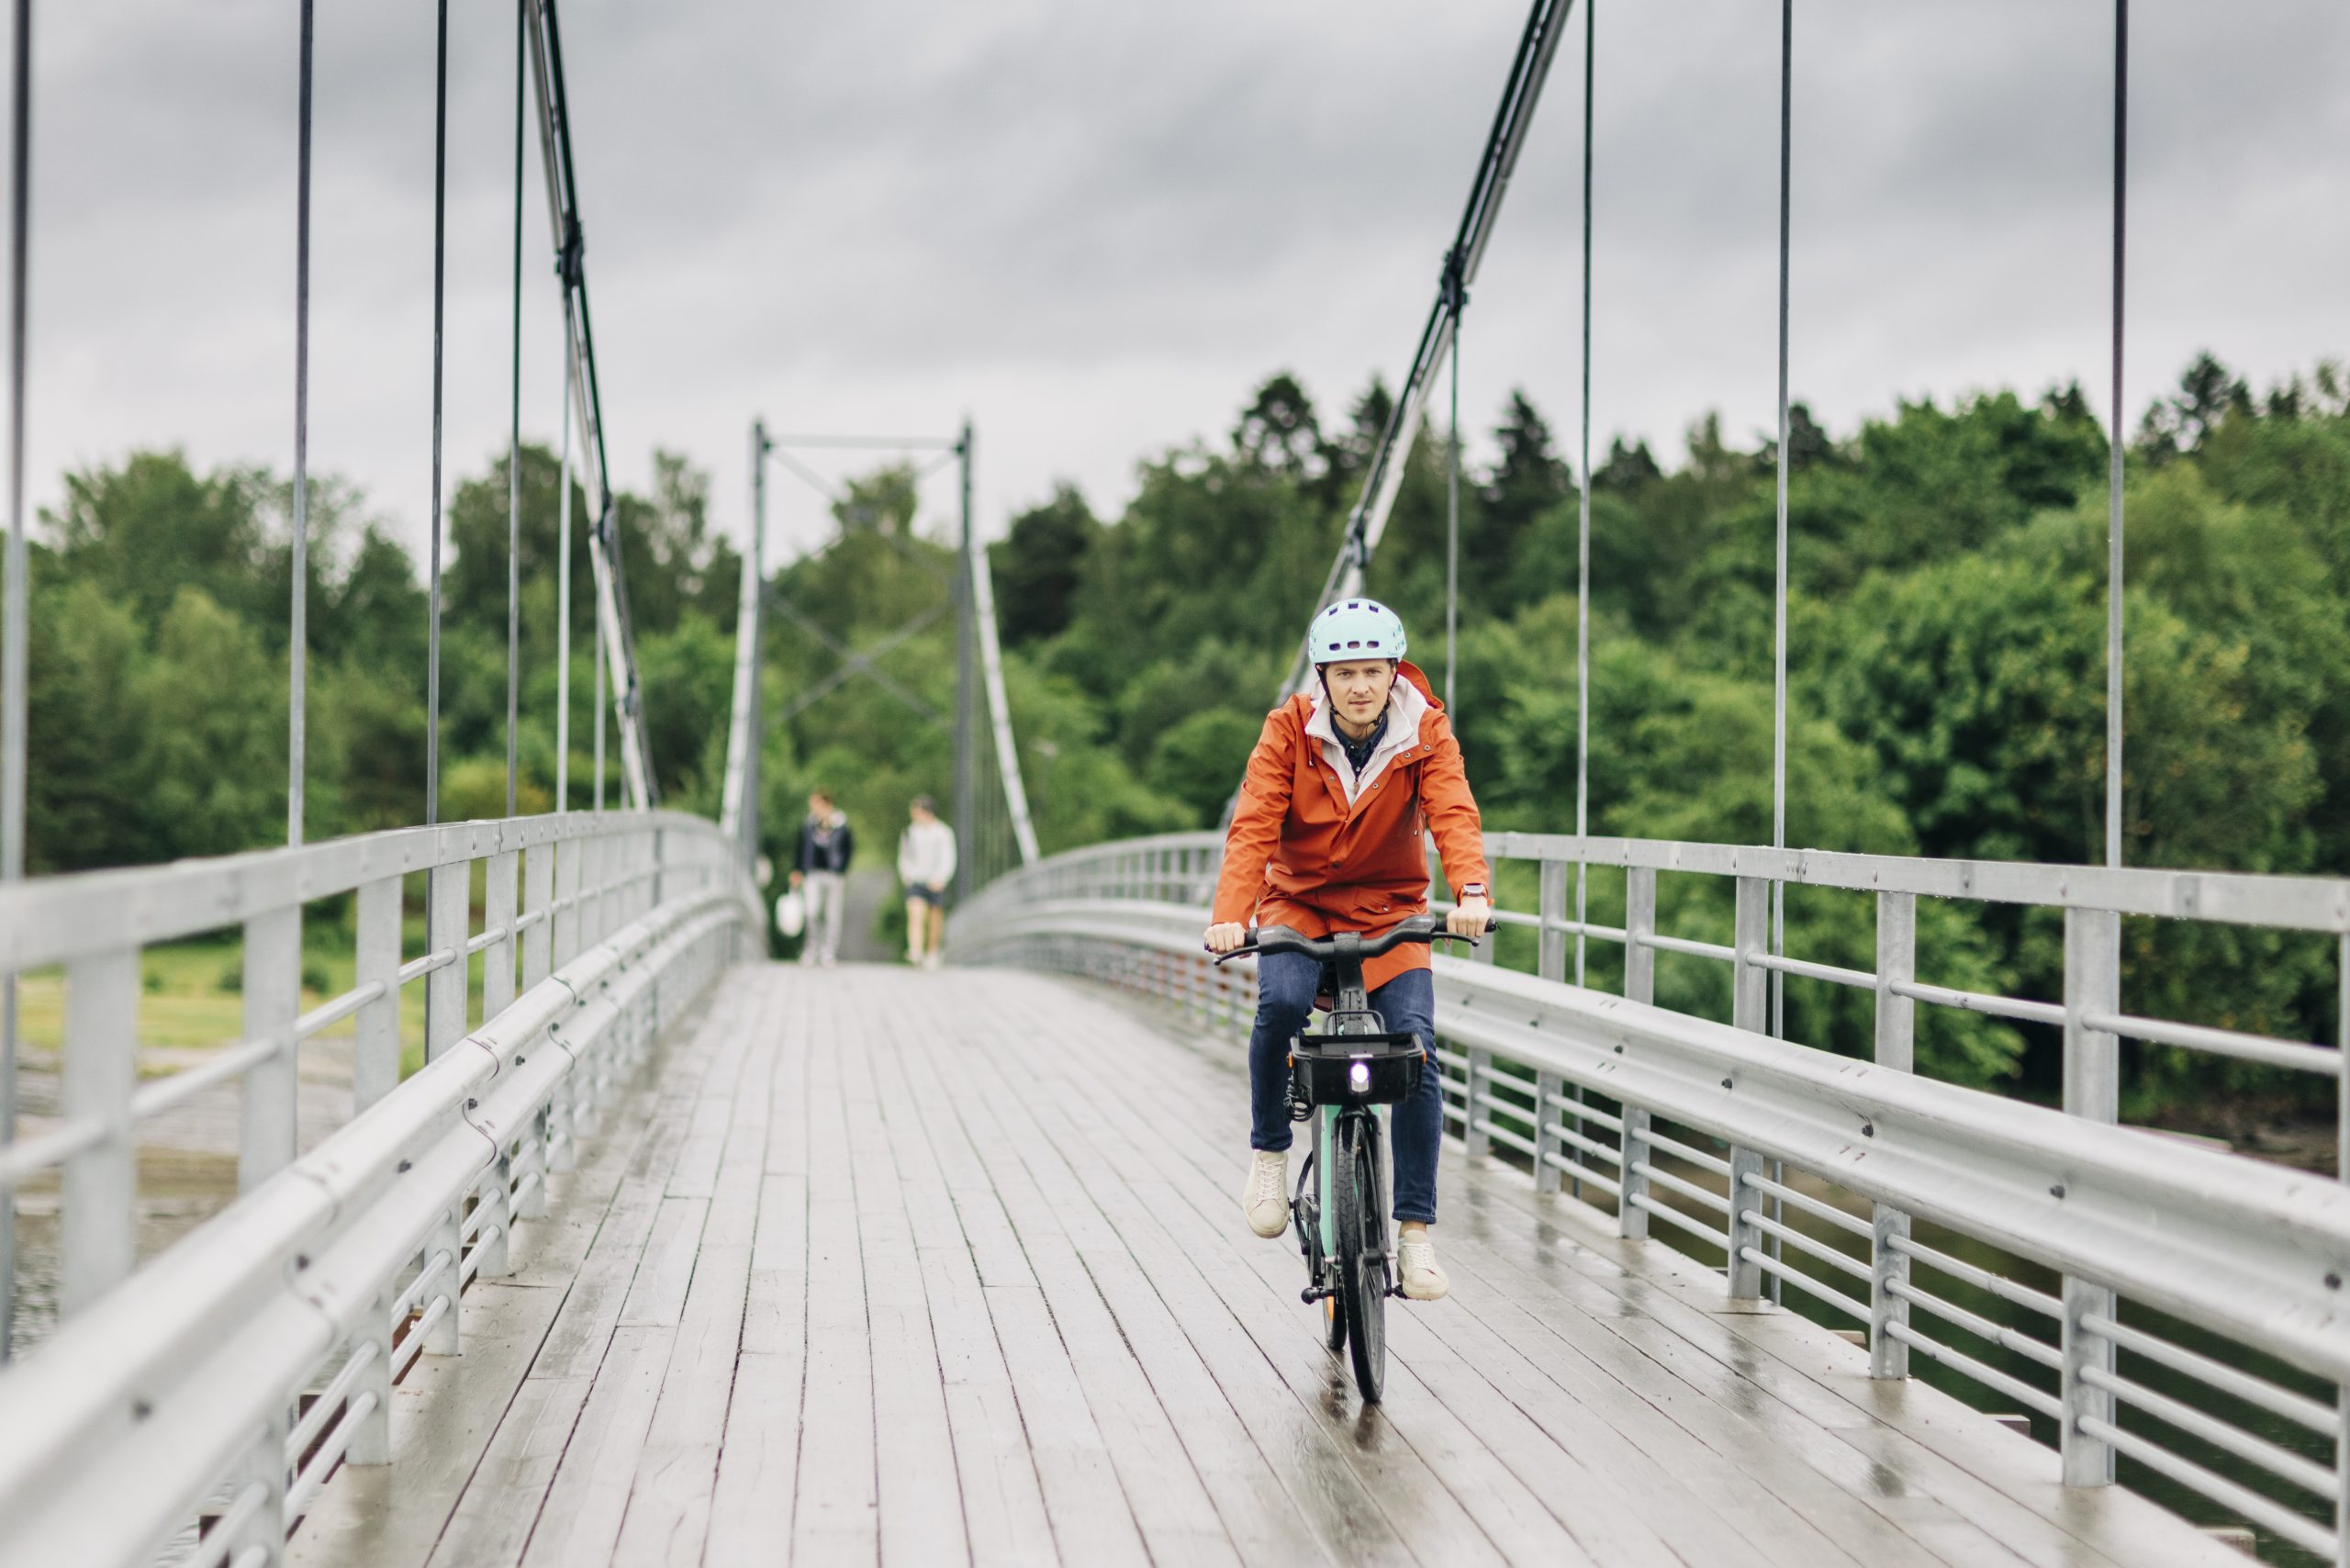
[1349,1061,1371,1095]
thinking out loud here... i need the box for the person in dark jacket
[789,790,855,967]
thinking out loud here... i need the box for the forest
[22,351,2350,1122]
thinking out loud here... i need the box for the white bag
[775,889,806,939]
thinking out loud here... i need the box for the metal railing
[953,829,2350,1563]
[0,811,761,1566]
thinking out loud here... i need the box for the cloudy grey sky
[18,1,2350,568]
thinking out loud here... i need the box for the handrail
[965,826,2350,934]
[0,809,711,971]
[0,810,761,1566]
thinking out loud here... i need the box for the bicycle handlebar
[1208,911,1492,965]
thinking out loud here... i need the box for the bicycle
[1213,913,1483,1402]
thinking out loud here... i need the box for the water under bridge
[2,2,2348,1566]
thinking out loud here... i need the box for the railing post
[225,1416,288,1567]
[2062,906,2121,1486]
[1462,1048,1490,1162]
[347,1288,393,1466]
[1533,1069,1562,1195]
[474,1155,511,1280]
[483,848,519,1021]
[426,861,470,1062]
[426,1204,462,1355]
[524,840,571,1174]
[580,833,602,947]
[241,906,302,1192]
[352,877,401,1114]
[1726,1144,1766,1301]
[59,947,138,1316]
[1619,867,1655,1240]
[1871,890,1916,1380]
[1537,857,1567,982]
[1726,875,1769,1296]
[554,833,582,969]
[1732,874,1768,1033]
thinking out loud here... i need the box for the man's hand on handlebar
[1449,896,1494,939]
[1203,921,1249,955]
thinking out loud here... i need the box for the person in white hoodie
[897,796,957,969]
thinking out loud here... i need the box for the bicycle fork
[1301,1105,1402,1301]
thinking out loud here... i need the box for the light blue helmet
[1310,598,1407,666]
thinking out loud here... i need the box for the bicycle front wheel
[1298,1152,1346,1355]
[1334,1114,1386,1403]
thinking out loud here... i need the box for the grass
[17,917,470,1082]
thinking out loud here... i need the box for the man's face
[911,804,934,825]
[809,794,829,815]
[1322,660,1396,730]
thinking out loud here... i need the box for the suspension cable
[1444,274,1460,715]
[1769,0,1792,1038]
[0,0,30,1367]
[593,545,605,812]
[288,0,313,848]
[2105,0,2127,869]
[1574,0,1594,987]
[555,298,573,809]
[424,0,448,826]
[505,0,523,818]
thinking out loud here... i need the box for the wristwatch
[1459,882,1488,900]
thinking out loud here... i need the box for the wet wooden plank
[519,1325,675,1568]
[923,1010,1337,1568]
[1460,1165,2236,1568]
[920,1025,1241,1568]
[289,1282,570,1568]
[839,998,968,1568]
[712,981,811,1567]
[885,1036,1058,1568]
[421,1375,593,1568]
[792,978,880,1564]
[610,1053,771,1564]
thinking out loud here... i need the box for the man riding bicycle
[1203,599,1492,1302]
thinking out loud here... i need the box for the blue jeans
[1248,952,1442,1225]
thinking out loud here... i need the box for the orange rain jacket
[1211,660,1491,992]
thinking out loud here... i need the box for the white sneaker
[906,948,922,966]
[1398,1237,1449,1301]
[923,951,943,971]
[1242,1150,1290,1238]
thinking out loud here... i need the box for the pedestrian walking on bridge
[789,790,854,967]
[898,795,957,969]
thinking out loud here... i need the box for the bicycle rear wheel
[1334,1114,1386,1403]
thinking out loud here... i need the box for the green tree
[26,577,152,871]
[134,588,283,859]
[992,483,1098,647]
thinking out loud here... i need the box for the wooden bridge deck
[289,964,2243,1568]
